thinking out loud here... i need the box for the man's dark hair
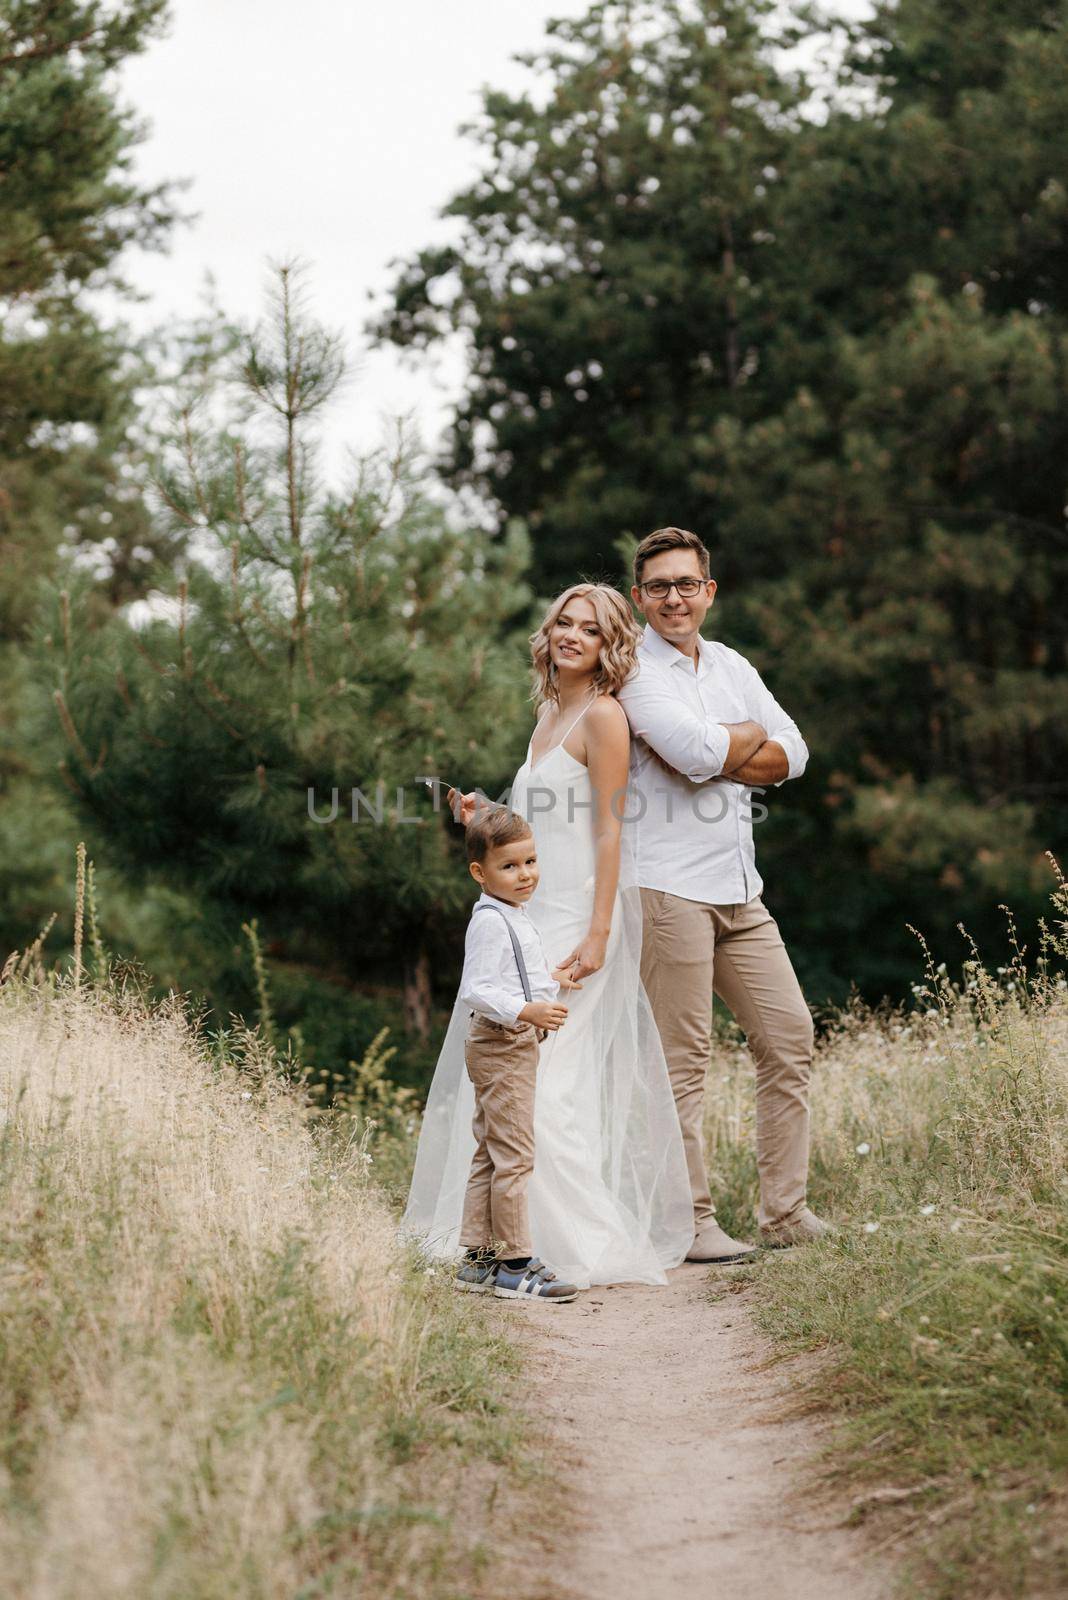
[466,806,534,865]
[633,526,711,586]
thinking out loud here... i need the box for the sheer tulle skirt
[401,752,692,1287]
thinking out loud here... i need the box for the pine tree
[695,0,1068,988]
[376,0,1068,1000]
[0,0,180,627]
[375,0,805,595]
[40,264,533,1041]
[0,0,182,957]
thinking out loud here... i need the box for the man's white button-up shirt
[458,892,560,1027]
[616,625,809,907]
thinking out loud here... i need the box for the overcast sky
[117,0,594,472]
[117,1,868,480]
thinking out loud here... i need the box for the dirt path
[509,1263,890,1600]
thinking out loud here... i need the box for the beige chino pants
[459,1014,539,1257]
[639,890,814,1232]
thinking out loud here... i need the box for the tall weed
[707,869,1068,1599]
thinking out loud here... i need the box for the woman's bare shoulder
[586,695,630,739]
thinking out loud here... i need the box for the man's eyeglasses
[638,577,706,599]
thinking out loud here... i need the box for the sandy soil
[505,1263,891,1600]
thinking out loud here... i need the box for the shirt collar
[640,622,711,673]
[477,891,527,921]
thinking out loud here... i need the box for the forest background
[2,0,1066,1099]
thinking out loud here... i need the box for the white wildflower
[241,1091,252,1101]
[855,1141,871,1156]
[864,1221,880,1234]
[920,1203,936,1215]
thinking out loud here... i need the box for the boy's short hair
[633,526,711,586]
[466,806,534,865]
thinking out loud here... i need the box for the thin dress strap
[561,694,597,742]
[531,693,597,766]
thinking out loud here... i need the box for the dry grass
[12,845,1064,1600]
[0,975,527,1600]
[707,874,1068,1600]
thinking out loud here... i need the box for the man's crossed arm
[651,721,790,785]
[617,660,807,788]
[719,724,790,785]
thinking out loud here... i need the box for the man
[617,525,830,1262]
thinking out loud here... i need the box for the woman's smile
[548,597,605,672]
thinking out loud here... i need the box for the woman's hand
[551,964,584,992]
[556,927,609,983]
[446,788,478,825]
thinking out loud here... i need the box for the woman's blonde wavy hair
[530,583,641,709]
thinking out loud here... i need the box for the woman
[403,585,692,1287]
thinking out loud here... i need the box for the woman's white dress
[402,708,693,1287]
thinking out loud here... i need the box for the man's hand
[722,720,767,773]
[642,723,766,782]
[720,739,789,786]
[519,999,569,1031]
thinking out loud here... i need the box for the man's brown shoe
[759,1208,835,1248]
[686,1222,758,1264]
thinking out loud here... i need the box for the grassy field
[338,858,1068,1598]
[3,862,1065,1600]
[0,971,532,1600]
[707,875,1068,1600]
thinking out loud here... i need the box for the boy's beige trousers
[459,1014,539,1257]
[639,890,814,1232]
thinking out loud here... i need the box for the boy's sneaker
[493,1258,578,1303]
[454,1256,499,1294]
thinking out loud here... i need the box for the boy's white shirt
[458,892,560,1027]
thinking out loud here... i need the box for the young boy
[455,807,579,1303]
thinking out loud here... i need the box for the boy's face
[470,836,539,905]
